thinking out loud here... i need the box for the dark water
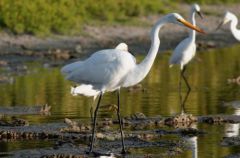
[0,45,240,157]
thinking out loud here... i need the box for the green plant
[0,0,238,35]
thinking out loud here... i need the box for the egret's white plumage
[170,37,196,70]
[169,4,203,114]
[62,14,204,97]
[115,42,128,51]
[65,49,136,91]
[71,85,98,97]
[170,4,201,70]
[63,47,135,95]
[65,43,130,98]
[61,13,204,154]
[218,11,240,41]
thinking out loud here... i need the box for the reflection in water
[180,87,191,114]
[0,45,240,156]
[1,46,240,118]
[184,136,198,158]
[177,55,192,114]
[225,108,240,137]
[183,124,198,158]
[99,153,115,158]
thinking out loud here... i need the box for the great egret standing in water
[70,43,129,122]
[61,13,204,154]
[169,4,203,112]
[217,11,240,41]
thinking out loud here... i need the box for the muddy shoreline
[1,108,240,157]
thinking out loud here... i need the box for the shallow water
[0,45,240,157]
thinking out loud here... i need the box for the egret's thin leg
[180,66,191,114]
[182,88,191,107]
[90,106,93,123]
[90,98,96,124]
[179,69,183,106]
[89,93,102,153]
[117,89,126,154]
[182,66,191,91]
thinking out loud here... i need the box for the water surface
[0,45,240,157]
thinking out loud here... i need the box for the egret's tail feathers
[71,85,99,97]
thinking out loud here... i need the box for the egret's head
[167,13,205,33]
[216,11,236,30]
[223,11,236,24]
[192,4,203,19]
[192,4,200,12]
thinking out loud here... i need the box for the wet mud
[1,106,240,157]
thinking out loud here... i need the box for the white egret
[61,13,204,154]
[169,4,203,112]
[217,11,240,41]
[70,43,129,122]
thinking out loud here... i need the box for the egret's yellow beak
[177,18,205,34]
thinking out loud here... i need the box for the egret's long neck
[123,20,163,87]
[230,16,240,41]
[137,23,161,74]
[189,10,196,42]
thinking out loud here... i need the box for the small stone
[96,132,104,139]
[75,44,82,54]
[0,60,8,66]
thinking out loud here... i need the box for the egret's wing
[61,44,133,76]
[61,60,83,75]
[170,38,196,66]
[66,49,136,86]
[115,43,136,63]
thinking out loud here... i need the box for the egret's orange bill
[177,18,205,34]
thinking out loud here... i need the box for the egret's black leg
[90,99,95,124]
[182,88,191,108]
[179,68,183,107]
[182,66,191,91]
[89,93,102,153]
[180,66,191,114]
[117,89,126,154]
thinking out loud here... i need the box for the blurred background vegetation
[0,0,239,35]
